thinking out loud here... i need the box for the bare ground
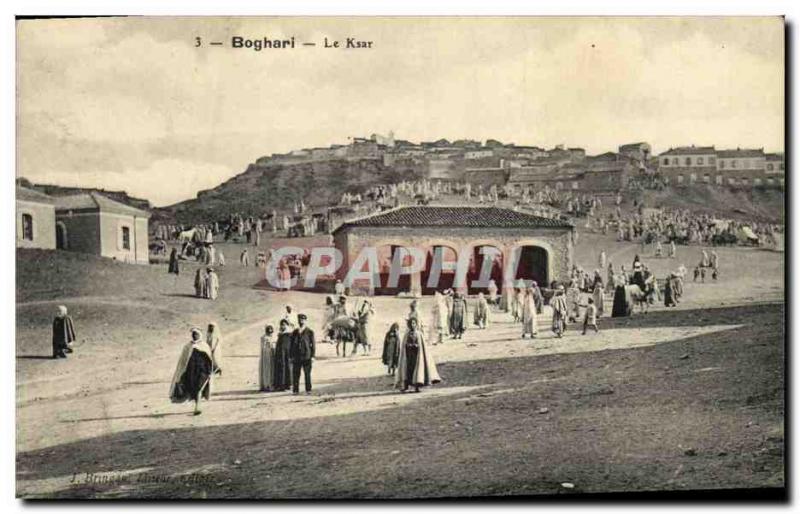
[15,237,785,499]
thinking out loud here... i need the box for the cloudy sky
[17,16,784,206]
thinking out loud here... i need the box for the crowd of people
[583,205,784,252]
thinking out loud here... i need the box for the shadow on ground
[17,302,785,499]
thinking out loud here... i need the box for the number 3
[195,37,202,47]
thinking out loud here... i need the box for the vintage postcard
[15,16,785,500]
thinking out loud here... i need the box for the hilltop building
[657,146,784,187]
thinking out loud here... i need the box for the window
[663,158,669,166]
[731,160,737,168]
[690,173,697,183]
[572,181,579,190]
[767,163,774,171]
[728,177,736,185]
[555,181,562,190]
[685,157,692,166]
[21,213,33,241]
[672,158,678,165]
[754,178,762,186]
[715,175,723,185]
[698,157,704,165]
[767,178,774,185]
[709,156,716,165]
[677,175,684,184]
[703,174,710,183]
[719,160,725,169]
[741,178,748,185]
[121,226,131,250]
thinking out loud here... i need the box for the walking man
[290,313,315,395]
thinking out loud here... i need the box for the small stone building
[54,192,151,264]
[16,186,56,250]
[333,205,575,296]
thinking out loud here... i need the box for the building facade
[16,186,56,250]
[333,206,575,296]
[658,146,783,188]
[54,193,151,264]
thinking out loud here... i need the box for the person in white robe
[487,280,499,305]
[512,288,523,322]
[474,292,490,329]
[205,267,219,300]
[322,296,335,343]
[395,317,441,393]
[592,270,606,317]
[170,328,212,415]
[281,305,298,329]
[207,322,224,376]
[520,288,538,339]
[431,292,448,345]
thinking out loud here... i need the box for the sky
[16,16,784,207]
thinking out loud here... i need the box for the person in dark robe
[395,317,441,393]
[664,274,678,307]
[612,284,632,317]
[258,325,275,392]
[52,305,76,359]
[169,328,213,415]
[289,314,315,395]
[449,292,468,339]
[381,323,401,375]
[272,319,293,391]
[168,248,180,275]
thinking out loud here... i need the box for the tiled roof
[716,149,765,158]
[16,186,55,205]
[659,146,716,156]
[334,206,573,233]
[54,192,151,218]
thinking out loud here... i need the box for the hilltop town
[153,132,784,225]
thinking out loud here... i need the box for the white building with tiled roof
[16,186,56,250]
[53,192,151,264]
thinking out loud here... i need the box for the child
[381,323,400,375]
[582,298,598,334]
[52,305,77,359]
[712,268,719,281]
[700,266,707,283]
[693,266,701,282]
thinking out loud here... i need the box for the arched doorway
[468,244,503,295]
[374,244,413,295]
[55,222,68,250]
[514,245,549,287]
[422,244,458,295]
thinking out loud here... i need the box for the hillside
[628,185,785,223]
[160,158,426,225]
